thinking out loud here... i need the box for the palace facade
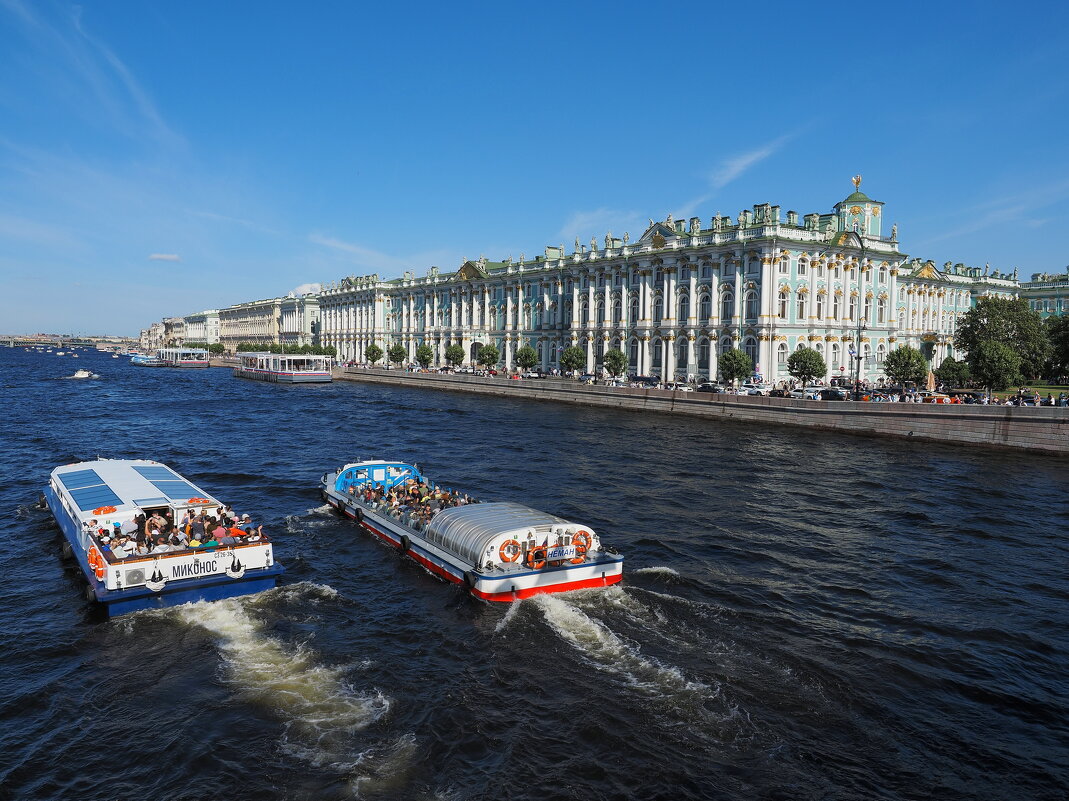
[217,294,320,351]
[318,183,1020,382]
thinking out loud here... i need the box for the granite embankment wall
[334,369,1069,454]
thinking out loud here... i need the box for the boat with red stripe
[320,460,623,601]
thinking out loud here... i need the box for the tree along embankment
[334,369,1069,454]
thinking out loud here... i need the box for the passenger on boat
[121,518,138,538]
[149,511,166,531]
[150,537,172,554]
[111,536,132,559]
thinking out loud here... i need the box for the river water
[0,347,1066,801]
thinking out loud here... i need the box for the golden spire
[851,174,862,191]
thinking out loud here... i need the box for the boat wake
[171,584,392,777]
[633,565,680,578]
[532,593,707,698]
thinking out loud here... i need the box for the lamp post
[846,230,868,400]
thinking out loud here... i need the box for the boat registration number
[546,545,576,561]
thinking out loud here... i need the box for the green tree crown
[604,348,628,377]
[365,343,384,364]
[415,344,434,368]
[477,343,500,367]
[970,341,1022,390]
[718,348,752,386]
[956,296,1049,380]
[515,345,538,370]
[559,345,586,374]
[882,345,928,386]
[445,344,465,366]
[786,347,827,387]
[388,344,406,365]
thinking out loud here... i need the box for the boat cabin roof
[426,502,578,566]
[51,459,217,519]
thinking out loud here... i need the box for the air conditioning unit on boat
[125,568,146,585]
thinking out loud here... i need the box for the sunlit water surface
[0,348,1066,800]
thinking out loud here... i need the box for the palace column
[665,334,676,380]
[640,335,650,375]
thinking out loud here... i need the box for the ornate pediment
[911,260,942,281]
[639,222,677,247]
[456,261,488,280]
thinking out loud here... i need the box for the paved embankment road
[335,368,1069,454]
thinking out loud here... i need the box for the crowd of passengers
[348,479,477,526]
[85,506,268,560]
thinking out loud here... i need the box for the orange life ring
[570,531,591,564]
[524,545,547,570]
[186,497,212,505]
[572,531,591,550]
[92,506,117,515]
[499,539,521,563]
[89,546,106,580]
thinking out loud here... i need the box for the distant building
[218,294,320,352]
[139,321,164,351]
[183,309,221,344]
[162,316,186,346]
[320,181,1034,382]
[1019,271,1069,319]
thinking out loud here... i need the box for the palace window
[630,299,639,322]
[698,340,709,366]
[629,340,638,365]
[743,337,758,364]
[879,267,888,284]
[798,260,807,276]
[815,296,824,320]
[777,342,788,364]
[699,294,711,320]
[612,301,622,325]
[653,298,663,323]
[678,294,690,320]
[796,293,807,320]
[745,291,758,320]
[877,298,887,324]
[832,295,840,320]
[864,297,873,322]
[778,257,789,275]
[779,291,789,320]
[677,340,688,368]
[721,293,734,320]
[848,296,857,320]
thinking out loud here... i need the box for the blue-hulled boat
[45,459,284,616]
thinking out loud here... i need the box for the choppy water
[0,347,1067,800]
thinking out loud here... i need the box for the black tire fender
[399,534,411,554]
[84,583,98,603]
[463,570,477,589]
[60,541,73,560]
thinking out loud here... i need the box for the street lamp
[845,230,868,401]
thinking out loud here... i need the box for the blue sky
[2,0,1068,336]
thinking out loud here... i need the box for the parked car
[742,382,773,396]
[521,370,545,379]
[817,388,849,401]
[789,387,822,399]
[769,388,788,398]
[664,382,694,392]
[577,373,597,384]
[697,382,726,393]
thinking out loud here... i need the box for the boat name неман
[320,460,623,601]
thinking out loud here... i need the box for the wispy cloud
[556,208,646,243]
[309,233,407,271]
[289,282,322,296]
[0,0,181,146]
[149,253,181,262]
[676,133,796,218]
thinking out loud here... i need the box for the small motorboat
[69,369,100,379]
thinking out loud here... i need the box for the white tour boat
[45,459,284,616]
[69,369,100,379]
[157,347,209,368]
[320,460,623,601]
[234,352,332,383]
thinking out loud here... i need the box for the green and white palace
[318,180,1021,383]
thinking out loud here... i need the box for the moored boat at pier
[234,352,332,383]
[157,347,209,368]
[45,459,284,616]
[131,353,167,367]
[320,460,623,600]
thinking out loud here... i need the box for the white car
[742,382,773,396]
[664,382,694,392]
[789,387,822,400]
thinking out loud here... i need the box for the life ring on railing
[92,505,117,515]
[499,539,521,563]
[524,545,547,571]
[572,531,591,550]
[186,497,212,505]
[88,546,106,580]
